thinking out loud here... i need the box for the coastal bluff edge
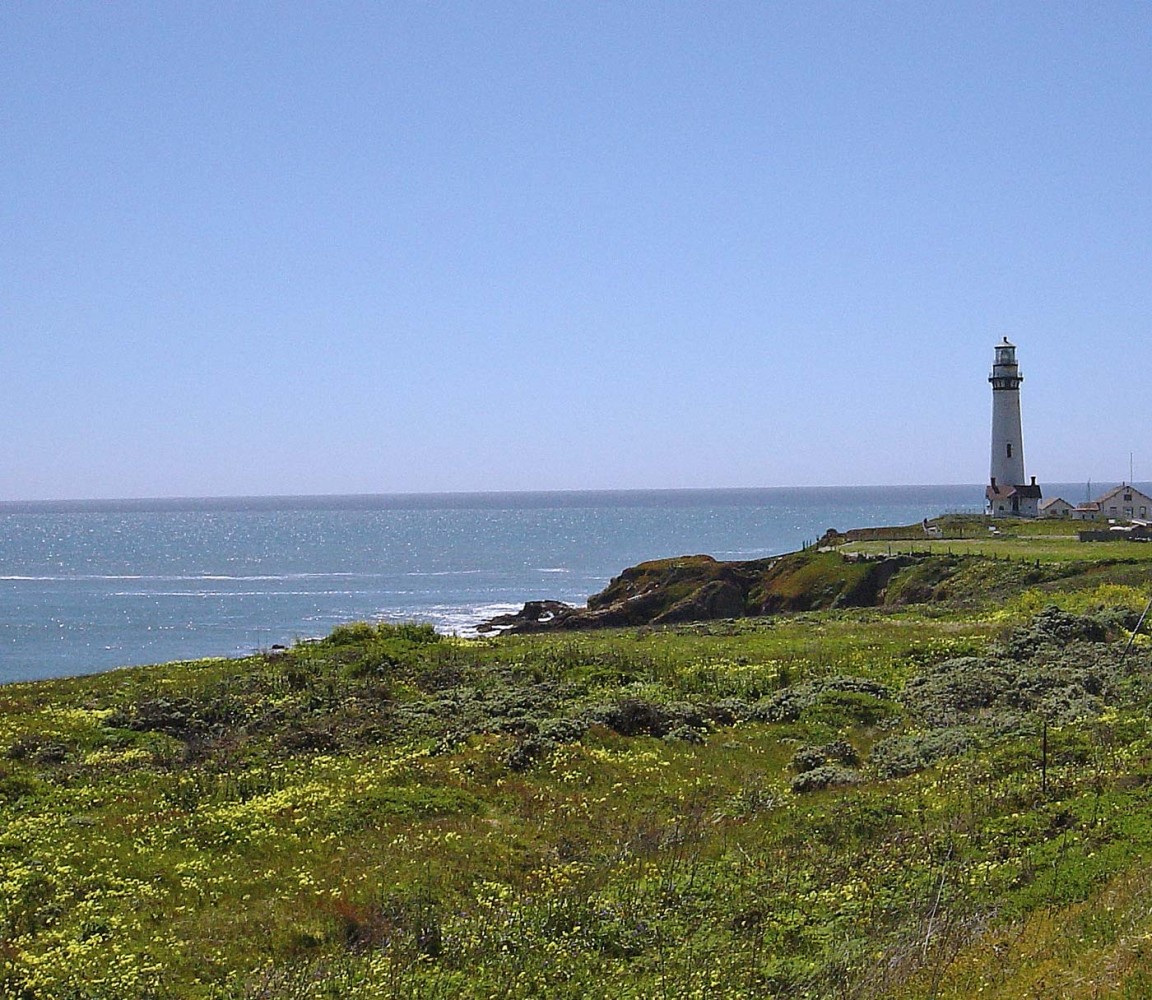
[478,525,1065,634]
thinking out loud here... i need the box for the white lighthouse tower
[986,338,1041,517]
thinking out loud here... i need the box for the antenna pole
[1118,593,1152,671]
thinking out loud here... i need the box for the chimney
[1031,476,1036,486]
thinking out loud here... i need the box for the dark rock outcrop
[475,600,579,634]
[652,578,747,625]
[480,549,925,634]
[477,543,1078,635]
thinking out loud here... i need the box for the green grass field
[2,549,1152,998]
[839,514,1152,564]
[844,536,1152,563]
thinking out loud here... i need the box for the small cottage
[1039,497,1073,518]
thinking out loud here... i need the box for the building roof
[1092,484,1152,507]
[1039,497,1071,509]
[987,483,1042,500]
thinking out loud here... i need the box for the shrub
[505,716,590,771]
[326,621,379,646]
[791,745,829,773]
[804,797,904,847]
[332,623,444,679]
[901,656,1011,724]
[325,620,442,648]
[791,765,864,793]
[902,637,1123,730]
[791,739,858,774]
[751,676,895,725]
[343,646,403,680]
[703,697,752,725]
[105,695,248,740]
[584,699,705,739]
[801,690,896,727]
[870,728,975,778]
[5,737,70,765]
[824,738,859,765]
[0,768,39,804]
[998,606,1109,660]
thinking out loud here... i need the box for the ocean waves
[0,485,990,681]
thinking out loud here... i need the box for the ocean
[0,485,991,683]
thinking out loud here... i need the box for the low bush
[998,606,1110,660]
[791,739,859,774]
[870,727,975,778]
[505,716,590,771]
[0,767,39,804]
[902,656,1012,724]
[584,698,705,738]
[325,621,441,647]
[751,675,894,724]
[791,765,864,793]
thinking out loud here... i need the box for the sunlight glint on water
[0,487,991,682]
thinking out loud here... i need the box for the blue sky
[2,2,1150,500]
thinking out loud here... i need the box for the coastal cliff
[478,546,1055,633]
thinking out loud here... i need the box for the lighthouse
[986,338,1041,517]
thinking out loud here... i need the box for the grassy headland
[3,516,1152,998]
[836,514,1152,566]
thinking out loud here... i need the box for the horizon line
[2,480,1143,508]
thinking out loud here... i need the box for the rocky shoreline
[476,516,1113,634]
[478,548,938,634]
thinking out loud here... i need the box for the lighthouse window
[1006,443,1012,458]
